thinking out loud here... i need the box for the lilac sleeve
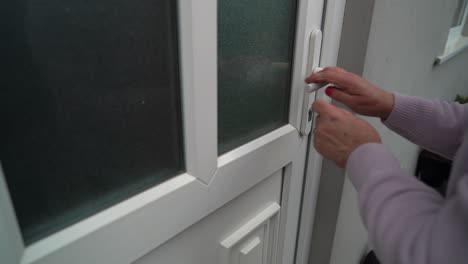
[383,94,467,159]
[348,144,468,264]
[346,95,468,264]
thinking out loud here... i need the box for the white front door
[0,0,328,263]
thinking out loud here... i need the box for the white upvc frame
[294,0,347,263]
[0,164,23,264]
[179,0,217,184]
[0,0,327,263]
[450,0,468,36]
[436,0,468,64]
[280,0,325,263]
[2,1,219,262]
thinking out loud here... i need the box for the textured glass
[1,0,183,244]
[218,0,297,153]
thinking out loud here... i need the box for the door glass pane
[218,0,298,154]
[1,0,183,244]
[452,0,468,27]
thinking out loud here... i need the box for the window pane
[218,0,297,153]
[1,0,183,244]
[452,0,468,27]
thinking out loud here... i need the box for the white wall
[365,0,468,169]
[330,0,468,263]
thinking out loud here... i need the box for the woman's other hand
[305,67,394,119]
[312,100,382,168]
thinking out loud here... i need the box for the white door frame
[0,0,332,263]
[295,0,347,263]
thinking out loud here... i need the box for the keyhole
[308,109,313,121]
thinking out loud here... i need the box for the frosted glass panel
[218,0,297,153]
[1,0,183,244]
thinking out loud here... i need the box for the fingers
[305,67,352,87]
[313,118,346,168]
[312,100,345,122]
[311,100,335,115]
[325,87,354,106]
[313,100,354,122]
[305,67,365,95]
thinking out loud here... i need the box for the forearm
[383,94,467,159]
[347,143,468,264]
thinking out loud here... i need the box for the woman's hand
[305,67,394,119]
[313,100,381,168]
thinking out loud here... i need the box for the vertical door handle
[300,29,323,136]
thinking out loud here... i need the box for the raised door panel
[220,203,280,264]
[133,170,282,264]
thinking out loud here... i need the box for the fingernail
[325,87,333,96]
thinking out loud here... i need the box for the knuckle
[346,72,363,85]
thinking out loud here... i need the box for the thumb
[326,87,353,106]
[312,100,337,115]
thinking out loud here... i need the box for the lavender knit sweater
[346,94,468,264]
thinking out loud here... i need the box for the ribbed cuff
[383,94,434,140]
[346,143,401,191]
